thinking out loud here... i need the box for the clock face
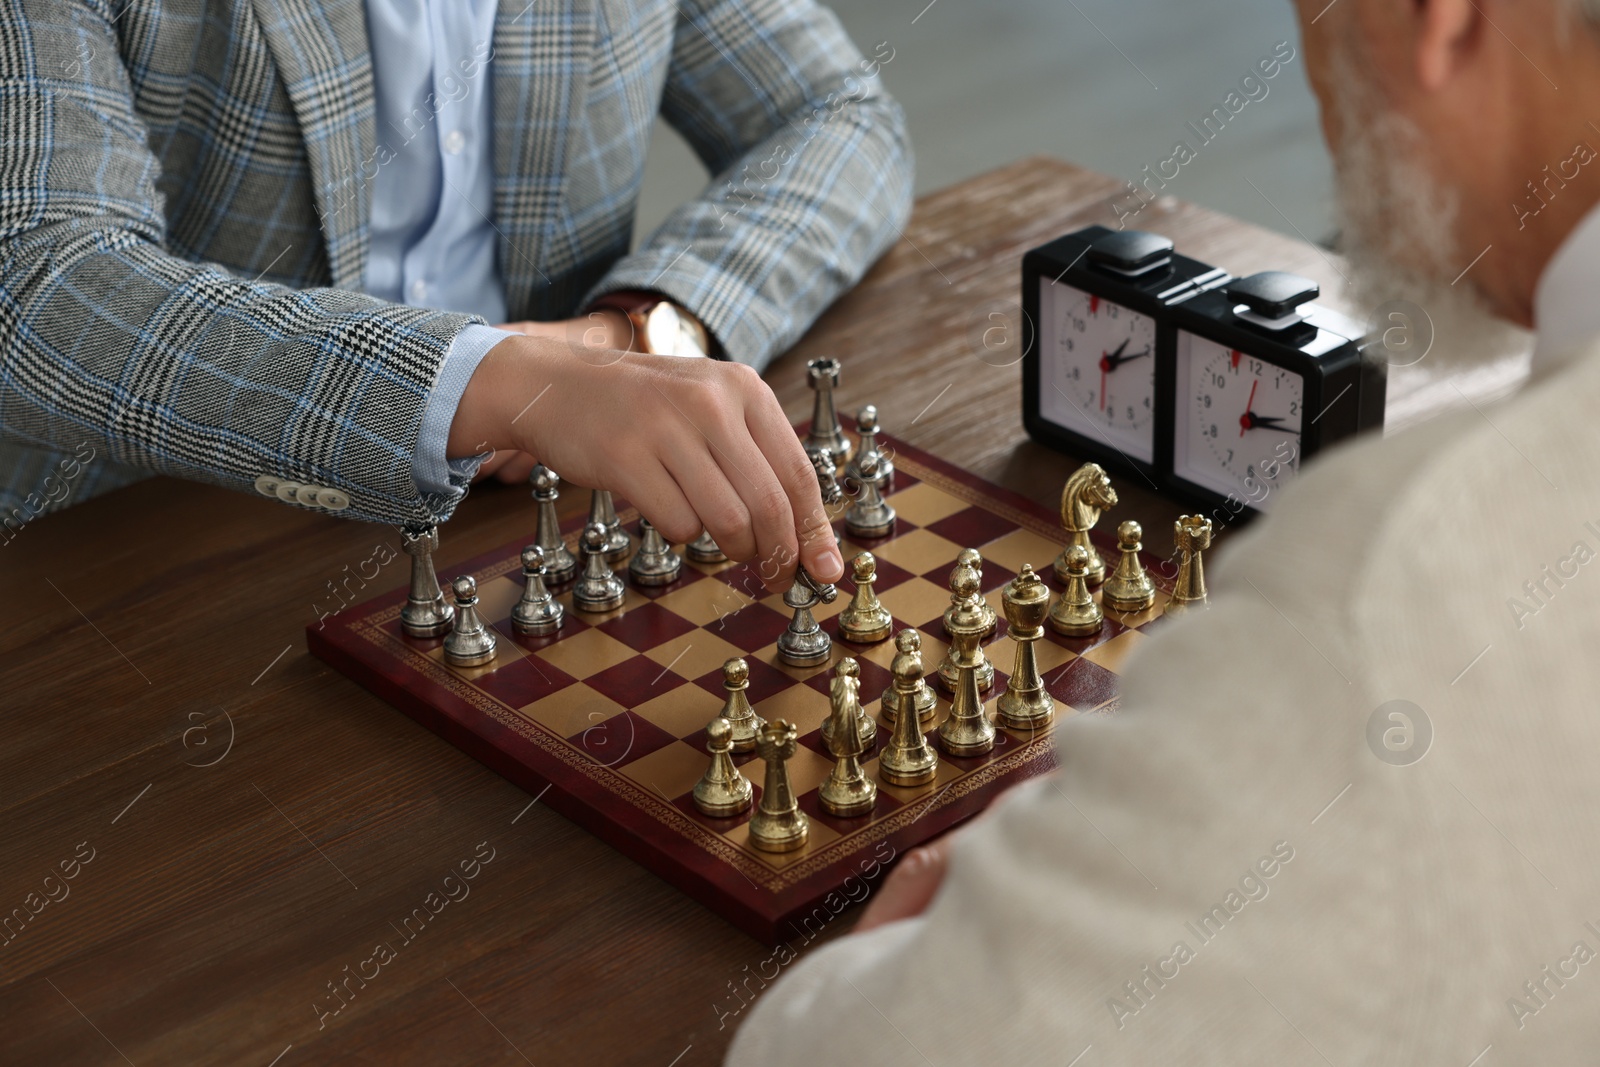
[1037,279,1157,464]
[1173,331,1304,509]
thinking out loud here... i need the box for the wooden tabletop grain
[0,157,1387,1066]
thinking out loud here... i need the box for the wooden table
[0,157,1407,1065]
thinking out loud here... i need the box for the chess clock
[1165,271,1383,514]
[1022,226,1229,481]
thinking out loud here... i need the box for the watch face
[1037,279,1157,464]
[1173,331,1303,509]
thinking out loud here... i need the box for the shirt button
[295,484,323,507]
[409,279,428,302]
[443,129,466,155]
[254,474,281,497]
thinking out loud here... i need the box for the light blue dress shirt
[364,0,518,498]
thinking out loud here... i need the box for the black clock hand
[1098,338,1130,371]
[1103,347,1150,371]
[1239,412,1300,435]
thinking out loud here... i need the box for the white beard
[1324,47,1531,404]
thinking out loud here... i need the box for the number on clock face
[1038,280,1157,463]
[1173,332,1303,508]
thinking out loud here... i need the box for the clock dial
[1037,279,1157,464]
[1173,331,1303,508]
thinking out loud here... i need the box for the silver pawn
[529,465,577,584]
[629,517,682,586]
[443,576,498,667]
[804,357,852,464]
[845,404,894,492]
[587,489,631,563]
[400,525,454,638]
[686,529,727,564]
[777,568,836,667]
[512,545,564,636]
[572,522,627,612]
[844,450,895,539]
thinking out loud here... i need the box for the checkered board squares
[307,430,1174,943]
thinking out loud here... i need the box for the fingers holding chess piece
[443,575,498,667]
[881,629,937,724]
[1166,515,1212,616]
[838,551,892,644]
[819,665,877,818]
[572,522,627,613]
[804,357,852,464]
[587,489,632,563]
[686,529,727,564]
[996,564,1055,731]
[400,524,454,638]
[821,656,877,754]
[844,450,895,539]
[512,545,565,636]
[529,465,577,584]
[693,717,754,818]
[1049,544,1104,637]
[880,642,939,787]
[719,657,765,753]
[629,517,681,587]
[778,572,832,667]
[749,720,809,853]
[937,566,995,694]
[1053,463,1117,586]
[1102,520,1156,614]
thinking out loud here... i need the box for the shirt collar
[1532,199,1600,377]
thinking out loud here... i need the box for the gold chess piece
[996,564,1056,731]
[1053,462,1118,586]
[819,669,878,817]
[1049,545,1104,637]
[693,717,754,817]
[1166,515,1213,616]
[880,629,937,724]
[938,567,994,694]
[880,642,939,787]
[719,657,765,753]
[943,547,996,638]
[1102,520,1156,613]
[749,720,809,853]
[821,656,877,754]
[939,629,995,757]
[838,551,893,644]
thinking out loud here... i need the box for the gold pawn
[693,717,754,817]
[1049,545,1104,637]
[1166,515,1212,616]
[938,566,995,693]
[879,644,939,787]
[838,551,893,643]
[938,642,995,757]
[881,629,938,724]
[1102,520,1156,613]
[719,657,765,753]
[749,720,809,853]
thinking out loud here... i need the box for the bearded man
[727,0,1600,1062]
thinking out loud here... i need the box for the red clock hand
[1239,379,1258,437]
[1100,364,1107,410]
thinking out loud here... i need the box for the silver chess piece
[443,575,498,667]
[400,525,454,638]
[572,522,627,613]
[804,357,852,464]
[587,489,631,563]
[528,465,577,584]
[686,529,727,564]
[844,449,895,539]
[845,404,894,492]
[777,567,837,667]
[629,517,681,586]
[812,448,845,507]
[512,545,565,636]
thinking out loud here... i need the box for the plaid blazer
[0,0,910,529]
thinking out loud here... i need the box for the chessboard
[306,425,1174,944]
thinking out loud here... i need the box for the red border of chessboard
[307,427,1140,944]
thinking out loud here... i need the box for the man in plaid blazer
[0,0,911,586]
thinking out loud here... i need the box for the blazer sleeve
[0,0,483,526]
[583,0,913,370]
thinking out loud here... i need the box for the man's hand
[855,837,953,934]
[448,334,842,592]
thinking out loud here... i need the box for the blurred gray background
[633,0,1336,249]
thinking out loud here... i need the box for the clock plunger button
[1087,230,1174,274]
[1226,272,1320,320]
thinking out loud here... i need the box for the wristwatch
[589,291,713,358]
